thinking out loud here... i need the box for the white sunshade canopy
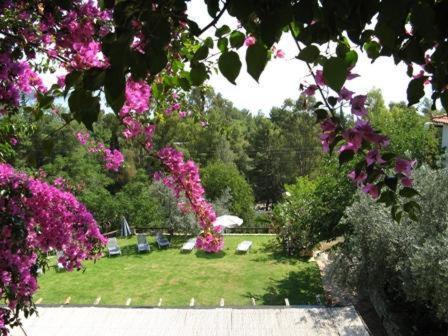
[213,215,243,229]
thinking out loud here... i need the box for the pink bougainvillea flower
[315,70,325,86]
[179,111,187,119]
[346,72,360,80]
[395,158,416,177]
[338,87,354,101]
[350,95,368,116]
[76,132,90,145]
[304,84,318,96]
[9,137,18,146]
[348,170,367,184]
[275,49,285,58]
[401,176,413,187]
[366,149,386,166]
[362,183,380,199]
[244,35,256,46]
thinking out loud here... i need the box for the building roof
[431,115,448,125]
[11,306,369,336]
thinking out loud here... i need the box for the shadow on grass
[194,250,226,259]
[246,269,323,305]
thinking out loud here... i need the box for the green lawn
[35,235,323,306]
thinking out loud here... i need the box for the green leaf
[297,45,320,63]
[344,50,358,67]
[407,77,425,106]
[63,71,82,97]
[83,69,105,91]
[68,89,100,130]
[205,0,220,17]
[229,31,245,49]
[399,187,419,198]
[204,37,214,48]
[216,25,231,38]
[384,176,398,191]
[37,93,54,109]
[314,109,329,121]
[193,45,209,62]
[377,190,396,207]
[364,41,381,59]
[218,51,242,84]
[104,67,125,113]
[339,150,354,164]
[129,51,148,80]
[246,43,268,82]
[147,48,168,76]
[179,77,191,91]
[323,57,348,92]
[217,38,228,52]
[190,63,208,86]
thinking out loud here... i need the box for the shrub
[201,162,255,225]
[272,158,355,256]
[335,166,448,328]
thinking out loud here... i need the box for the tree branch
[289,25,334,114]
[198,0,230,36]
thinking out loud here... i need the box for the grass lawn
[35,235,323,306]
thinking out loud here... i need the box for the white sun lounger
[136,234,150,253]
[107,238,122,256]
[181,238,196,252]
[236,240,252,253]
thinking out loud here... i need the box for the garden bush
[334,166,448,332]
[201,162,255,225]
[272,158,355,256]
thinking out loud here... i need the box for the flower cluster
[0,163,106,333]
[305,67,415,199]
[0,53,46,109]
[76,132,124,172]
[157,147,223,252]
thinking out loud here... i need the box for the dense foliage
[272,158,355,256]
[201,161,255,225]
[335,166,448,333]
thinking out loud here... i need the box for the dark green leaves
[215,25,231,37]
[105,66,125,114]
[407,77,425,106]
[230,31,245,49]
[246,43,268,82]
[364,41,381,59]
[190,63,208,86]
[339,150,354,164]
[399,187,419,198]
[297,45,320,62]
[193,45,209,62]
[218,51,241,84]
[323,57,348,92]
[205,0,220,17]
[147,48,168,76]
[68,89,100,131]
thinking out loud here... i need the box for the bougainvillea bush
[0,163,105,333]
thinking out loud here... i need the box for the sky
[40,1,428,115]
[187,0,428,114]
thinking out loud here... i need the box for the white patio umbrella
[213,215,243,229]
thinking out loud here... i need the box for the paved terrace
[11,306,369,336]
